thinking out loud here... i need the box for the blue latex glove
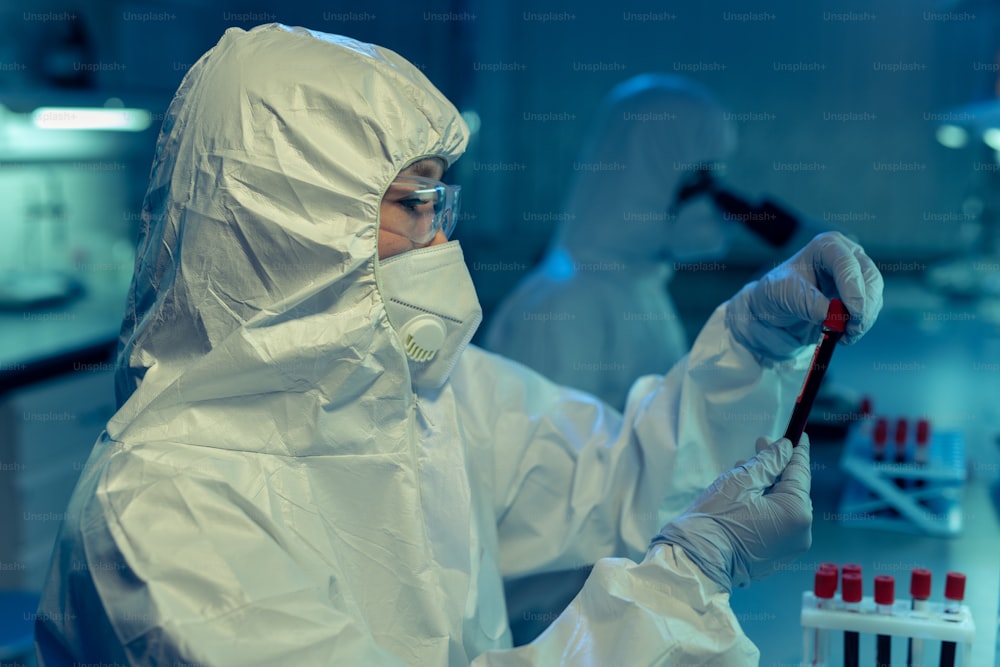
[726,231,884,361]
[652,435,812,593]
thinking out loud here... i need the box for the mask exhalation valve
[397,313,447,362]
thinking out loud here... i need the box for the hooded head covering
[110,24,468,454]
[554,74,736,265]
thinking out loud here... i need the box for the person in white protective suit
[485,74,738,412]
[34,24,884,667]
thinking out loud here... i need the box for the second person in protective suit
[485,74,739,411]
[34,24,883,667]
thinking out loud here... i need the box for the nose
[423,229,448,248]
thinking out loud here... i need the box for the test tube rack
[836,422,966,536]
[800,591,975,666]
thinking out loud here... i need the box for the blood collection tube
[939,572,966,667]
[915,419,930,489]
[894,418,909,488]
[859,396,873,417]
[842,572,862,667]
[908,568,931,667]
[873,418,888,462]
[783,299,849,446]
[811,568,837,666]
[875,575,894,667]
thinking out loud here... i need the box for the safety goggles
[382,176,462,244]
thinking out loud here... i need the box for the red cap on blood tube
[910,568,932,600]
[874,419,888,446]
[874,575,895,605]
[818,562,838,575]
[823,298,849,332]
[860,396,873,416]
[815,569,837,600]
[945,572,966,601]
[842,563,862,577]
[916,419,930,445]
[842,573,863,603]
[895,418,908,446]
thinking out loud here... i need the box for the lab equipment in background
[672,163,801,248]
[873,417,888,462]
[0,169,85,310]
[909,568,933,666]
[800,565,975,667]
[928,100,1000,301]
[940,573,967,667]
[783,299,848,446]
[841,572,862,667]
[837,398,966,537]
[873,575,893,667]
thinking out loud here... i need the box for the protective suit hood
[554,74,736,265]
[111,23,469,454]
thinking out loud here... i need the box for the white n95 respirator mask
[378,241,483,390]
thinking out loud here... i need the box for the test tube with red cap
[841,572,862,667]
[915,419,931,488]
[859,396,873,417]
[783,298,849,446]
[873,418,888,462]
[874,575,894,667]
[908,568,932,667]
[811,567,837,666]
[939,572,966,667]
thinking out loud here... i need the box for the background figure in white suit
[486,74,738,412]
[35,25,882,666]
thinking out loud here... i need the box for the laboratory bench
[730,279,1000,666]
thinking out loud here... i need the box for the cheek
[377,229,414,260]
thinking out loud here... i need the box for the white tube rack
[800,591,975,666]
[836,424,966,536]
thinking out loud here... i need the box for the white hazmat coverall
[36,24,821,666]
[485,74,738,411]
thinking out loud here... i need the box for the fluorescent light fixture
[31,107,152,131]
[935,124,968,149]
[461,109,481,135]
[983,128,1000,151]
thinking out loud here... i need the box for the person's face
[378,158,449,260]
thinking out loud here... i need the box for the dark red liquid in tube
[784,298,849,446]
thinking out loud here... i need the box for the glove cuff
[652,515,735,594]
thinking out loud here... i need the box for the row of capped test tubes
[807,562,967,667]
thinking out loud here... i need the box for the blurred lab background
[1,0,999,665]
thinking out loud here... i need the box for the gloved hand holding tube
[652,435,813,593]
[726,231,884,362]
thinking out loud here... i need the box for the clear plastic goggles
[382,176,462,244]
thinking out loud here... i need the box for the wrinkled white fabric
[379,241,483,389]
[35,25,811,667]
[485,74,737,410]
